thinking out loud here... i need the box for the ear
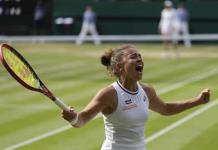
[114,63,123,75]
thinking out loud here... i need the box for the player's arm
[62,86,115,127]
[141,84,210,115]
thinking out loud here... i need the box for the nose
[137,56,142,62]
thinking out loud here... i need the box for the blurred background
[1,0,218,150]
[0,0,218,36]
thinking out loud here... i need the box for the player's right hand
[62,106,77,122]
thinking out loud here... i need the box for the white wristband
[70,113,79,126]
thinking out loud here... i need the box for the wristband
[70,113,79,126]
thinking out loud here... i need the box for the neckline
[117,80,138,95]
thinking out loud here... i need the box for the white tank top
[101,81,149,150]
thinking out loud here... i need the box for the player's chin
[135,72,143,80]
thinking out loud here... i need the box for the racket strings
[2,47,39,88]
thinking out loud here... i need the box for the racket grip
[54,98,70,111]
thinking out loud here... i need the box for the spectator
[76,5,101,45]
[158,0,180,59]
[33,0,46,35]
[176,3,192,48]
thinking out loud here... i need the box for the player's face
[120,48,144,81]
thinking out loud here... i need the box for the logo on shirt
[125,99,132,104]
[143,96,147,102]
[123,99,137,111]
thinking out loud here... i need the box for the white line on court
[3,115,102,150]
[157,67,218,95]
[4,67,218,150]
[146,99,218,143]
[3,126,72,150]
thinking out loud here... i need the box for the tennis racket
[0,43,69,111]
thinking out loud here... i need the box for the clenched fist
[198,89,210,104]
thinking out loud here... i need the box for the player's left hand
[198,89,210,104]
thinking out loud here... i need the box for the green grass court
[0,43,218,150]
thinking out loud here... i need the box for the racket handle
[54,98,70,111]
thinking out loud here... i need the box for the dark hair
[101,49,112,67]
[101,45,135,77]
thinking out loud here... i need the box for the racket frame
[0,43,41,92]
[0,43,69,110]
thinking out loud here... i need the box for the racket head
[0,43,69,110]
[0,43,43,92]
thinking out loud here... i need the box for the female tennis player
[62,45,210,150]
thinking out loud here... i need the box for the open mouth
[135,65,143,73]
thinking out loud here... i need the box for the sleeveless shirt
[101,81,149,150]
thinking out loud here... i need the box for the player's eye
[129,53,137,59]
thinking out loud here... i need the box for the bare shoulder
[95,85,117,115]
[94,85,117,105]
[139,82,157,99]
[97,85,116,99]
[140,82,155,92]
[82,85,117,114]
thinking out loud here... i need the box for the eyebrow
[129,52,140,56]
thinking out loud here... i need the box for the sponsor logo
[125,99,132,104]
[143,96,147,102]
[123,99,137,111]
[123,104,137,111]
